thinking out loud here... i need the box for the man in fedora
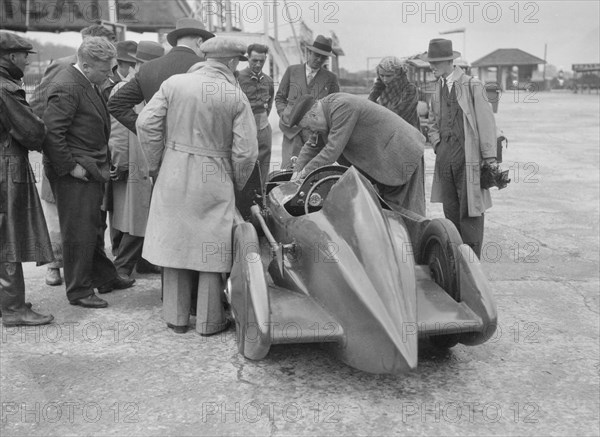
[420,38,498,258]
[108,18,215,133]
[275,35,339,167]
[136,37,257,335]
[102,40,137,101]
[287,93,426,216]
[0,31,54,326]
[108,42,165,279]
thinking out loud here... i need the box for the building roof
[472,49,546,67]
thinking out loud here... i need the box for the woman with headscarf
[368,56,421,129]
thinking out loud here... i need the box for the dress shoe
[0,302,33,317]
[97,275,135,294]
[70,294,108,308]
[2,308,54,327]
[135,260,161,274]
[45,268,63,286]
[199,319,231,337]
[167,323,188,334]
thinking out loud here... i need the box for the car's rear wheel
[419,218,463,349]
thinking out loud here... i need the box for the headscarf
[368,56,420,129]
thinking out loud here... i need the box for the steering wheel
[304,175,342,214]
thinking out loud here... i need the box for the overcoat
[108,74,152,237]
[136,61,258,272]
[0,63,53,263]
[428,66,497,216]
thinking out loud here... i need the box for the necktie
[442,77,450,101]
[307,71,315,84]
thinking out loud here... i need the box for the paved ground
[1,91,599,436]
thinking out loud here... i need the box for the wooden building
[472,48,546,91]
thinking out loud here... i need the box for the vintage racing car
[227,165,497,374]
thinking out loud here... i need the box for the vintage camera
[480,162,511,190]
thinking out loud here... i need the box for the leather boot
[0,263,54,326]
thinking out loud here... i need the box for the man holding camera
[421,38,498,258]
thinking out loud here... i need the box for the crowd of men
[0,19,498,334]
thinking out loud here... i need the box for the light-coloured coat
[108,73,152,237]
[136,61,258,272]
[428,66,497,216]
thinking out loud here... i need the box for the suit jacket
[295,93,425,187]
[275,63,339,138]
[108,46,203,133]
[428,66,496,216]
[42,65,111,182]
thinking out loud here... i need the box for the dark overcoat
[0,64,53,263]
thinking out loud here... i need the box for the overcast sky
[19,0,600,72]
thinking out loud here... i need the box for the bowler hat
[116,40,138,63]
[131,41,165,63]
[306,35,334,57]
[166,18,215,47]
[419,38,460,62]
[0,31,36,54]
[200,37,248,61]
[288,95,316,127]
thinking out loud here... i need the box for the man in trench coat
[421,39,497,258]
[0,32,54,326]
[136,37,258,335]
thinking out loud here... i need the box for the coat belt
[166,141,232,158]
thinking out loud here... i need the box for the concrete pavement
[1,91,598,436]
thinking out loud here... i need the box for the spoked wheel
[419,218,464,349]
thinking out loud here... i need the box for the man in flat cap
[136,37,258,335]
[108,42,165,280]
[421,38,497,257]
[108,18,215,133]
[275,35,340,168]
[289,93,426,216]
[0,32,54,326]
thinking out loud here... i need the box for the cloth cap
[131,41,165,63]
[419,38,461,62]
[166,18,215,47]
[0,31,36,54]
[200,37,248,61]
[116,40,138,63]
[288,95,316,127]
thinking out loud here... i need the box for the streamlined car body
[227,165,497,374]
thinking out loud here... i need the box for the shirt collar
[442,69,456,87]
[305,63,319,76]
[74,63,92,85]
